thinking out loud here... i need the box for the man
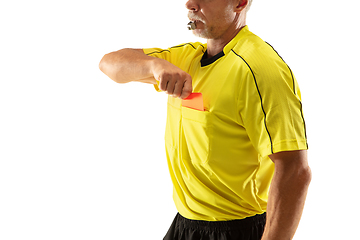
[99,0,312,239]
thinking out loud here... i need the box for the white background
[1,0,359,239]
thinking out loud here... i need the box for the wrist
[148,57,166,78]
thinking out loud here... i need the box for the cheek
[223,8,236,23]
[209,8,235,26]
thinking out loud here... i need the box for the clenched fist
[151,58,193,99]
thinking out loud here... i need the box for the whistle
[187,21,197,30]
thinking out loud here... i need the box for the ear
[235,0,248,13]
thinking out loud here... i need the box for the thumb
[180,76,193,99]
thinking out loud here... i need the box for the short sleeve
[143,43,206,92]
[238,54,308,157]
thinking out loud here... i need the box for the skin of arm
[99,48,193,99]
[262,150,312,240]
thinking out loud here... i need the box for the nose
[185,0,199,12]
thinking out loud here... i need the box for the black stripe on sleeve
[265,42,308,148]
[146,49,170,56]
[265,42,296,94]
[146,43,205,56]
[287,66,308,148]
[171,43,197,50]
[170,43,206,53]
[231,49,274,154]
[299,101,309,149]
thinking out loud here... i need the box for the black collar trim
[200,50,225,67]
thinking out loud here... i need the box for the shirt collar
[199,25,250,67]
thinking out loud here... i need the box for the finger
[165,75,176,95]
[179,76,193,99]
[172,79,185,98]
[159,74,169,92]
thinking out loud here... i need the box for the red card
[182,93,204,111]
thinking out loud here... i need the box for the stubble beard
[188,12,214,39]
[188,1,238,39]
[193,26,213,39]
[188,11,234,40]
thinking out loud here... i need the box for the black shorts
[163,213,266,240]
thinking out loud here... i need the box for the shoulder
[231,31,292,86]
[231,31,283,70]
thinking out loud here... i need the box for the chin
[193,29,212,39]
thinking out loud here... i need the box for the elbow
[98,53,124,84]
[99,54,113,78]
[99,53,111,77]
[298,166,312,188]
[306,166,312,185]
[99,55,106,73]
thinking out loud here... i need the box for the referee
[99,0,312,239]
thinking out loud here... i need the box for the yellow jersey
[143,26,308,221]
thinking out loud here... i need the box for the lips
[188,13,205,23]
[190,19,204,27]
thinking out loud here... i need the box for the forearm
[99,48,193,99]
[262,164,312,240]
[99,48,157,84]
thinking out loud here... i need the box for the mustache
[187,12,205,22]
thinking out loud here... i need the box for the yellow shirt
[143,26,308,221]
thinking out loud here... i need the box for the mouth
[188,13,205,24]
[189,19,204,29]
[189,19,203,24]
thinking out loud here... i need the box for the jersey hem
[179,211,266,222]
[269,139,308,156]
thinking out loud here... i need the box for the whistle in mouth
[187,21,197,30]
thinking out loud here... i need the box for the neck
[206,15,246,58]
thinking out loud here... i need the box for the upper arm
[269,150,311,182]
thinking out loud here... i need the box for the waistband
[176,213,266,231]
